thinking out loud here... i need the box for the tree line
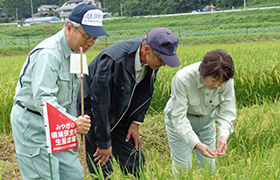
[0,0,67,20]
[0,0,276,20]
[103,0,244,16]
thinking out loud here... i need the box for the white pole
[244,0,246,10]
[120,3,122,17]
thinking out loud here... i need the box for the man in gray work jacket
[11,4,108,180]
[78,28,181,178]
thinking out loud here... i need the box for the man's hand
[76,115,91,134]
[213,136,227,156]
[195,142,216,158]
[125,123,142,150]
[93,147,112,166]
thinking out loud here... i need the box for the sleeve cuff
[133,121,142,125]
[98,140,112,149]
[189,136,201,149]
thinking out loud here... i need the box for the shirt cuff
[189,136,201,149]
[133,121,142,125]
[218,129,230,140]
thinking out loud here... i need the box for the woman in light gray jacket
[164,49,236,175]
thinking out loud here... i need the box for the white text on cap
[82,9,103,27]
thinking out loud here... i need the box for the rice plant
[1,38,280,180]
[150,40,280,113]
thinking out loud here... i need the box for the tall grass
[2,41,280,179]
[0,50,101,134]
[1,41,280,133]
[84,100,280,179]
[150,40,280,113]
[0,56,23,134]
[2,100,280,179]
[232,99,280,151]
[1,11,280,178]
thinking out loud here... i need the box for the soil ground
[0,135,89,180]
[0,135,21,180]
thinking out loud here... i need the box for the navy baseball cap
[68,3,109,37]
[146,28,181,67]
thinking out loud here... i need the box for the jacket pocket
[57,73,71,104]
[11,105,31,134]
[115,82,133,104]
[16,147,42,179]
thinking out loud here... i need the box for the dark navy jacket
[78,38,158,149]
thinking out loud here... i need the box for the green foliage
[0,45,33,56]
[1,8,279,56]
[103,0,280,16]
[0,17,8,23]
[38,12,45,17]
[1,27,46,36]
[246,0,280,7]
[3,0,30,18]
[1,40,280,134]
[48,11,59,17]
[1,0,279,19]
[231,100,280,151]
[2,0,62,19]
[149,41,280,114]
[0,55,23,134]
[232,41,280,107]
[82,101,280,179]
[1,4,280,179]
[2,101,280,179]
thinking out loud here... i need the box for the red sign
[43,100,76,153]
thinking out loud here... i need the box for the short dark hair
[199,49,235,82]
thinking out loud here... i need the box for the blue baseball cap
[146,28,181,67]
[68,3,109,37]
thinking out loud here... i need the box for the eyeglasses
[75,27,99,42]
[156,55,165,65]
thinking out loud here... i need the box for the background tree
[103,0,121,16]
[58,0,68,6]
[3,0,66,19]
[4,0,30,18]
[0,0,4,8]
[1,0,278,19]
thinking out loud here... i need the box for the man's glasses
[75,27,99,42]
[156,55,165,65]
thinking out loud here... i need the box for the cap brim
[159,53,181,67]
[82,24,109,37]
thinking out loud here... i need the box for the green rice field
[1,6,280,180]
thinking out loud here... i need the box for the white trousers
[165,114,216,175]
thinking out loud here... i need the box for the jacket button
[121,87,124,90]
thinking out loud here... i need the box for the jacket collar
[124,39,143,76]
[196,68,205,89]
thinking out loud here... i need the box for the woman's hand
[213,136,227,156]
[195,142,216,158]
